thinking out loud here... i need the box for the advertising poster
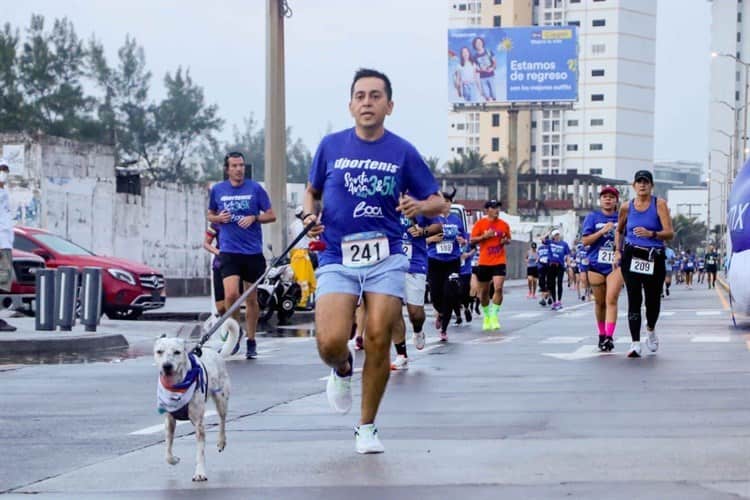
[448,26,578,105]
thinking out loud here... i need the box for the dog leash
[193,219,318,356]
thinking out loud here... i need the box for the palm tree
[672,215,707,251]
[424,155,441,175]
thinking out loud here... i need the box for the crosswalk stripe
[691,336,731,343]
[696,311,721,316]
[540,336,585,344]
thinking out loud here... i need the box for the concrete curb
[0,333,129,356]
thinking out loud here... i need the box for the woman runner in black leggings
[614,170,674,358]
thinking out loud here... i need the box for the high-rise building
[448,0,656,182]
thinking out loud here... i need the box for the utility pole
[265,0,287,251]
[507,108,518,215]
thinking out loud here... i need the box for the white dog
[154,335,231,481]
[202,315,242,357]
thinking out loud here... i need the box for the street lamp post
[710,148,731,254]
[712,52,750,172]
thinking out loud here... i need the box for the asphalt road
[1,281,748,499]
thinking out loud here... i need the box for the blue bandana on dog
[157,353,207,421]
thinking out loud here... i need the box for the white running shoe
[390,354,408,371]
[413,330,426,350]
[627,341,642,358]
[326,348,353,414]
[355,424,385,454]
[646,329,659,352]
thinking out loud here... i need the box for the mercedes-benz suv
[13,226,166,320]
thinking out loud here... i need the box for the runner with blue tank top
[581,185,623,352]
[525,242,539,299]
[208,152,276,359]
[302,69,444,454]
[614,170,674,359]
[425,191,466,341]
[537,236,551,306]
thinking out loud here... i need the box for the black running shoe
[665,287,670,296]
[603,337,614,352]
[547,297,553,305]
[464,308,472,323]
[245,339,257,359]
[597,335,606,351]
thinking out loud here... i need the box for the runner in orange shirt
[469,200,511,331]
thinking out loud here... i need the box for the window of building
[570,0,580,3]
[457,147,464,154]
[567,119,578,127]
[568,20,580,26]
[531,120,537,129]
[590,143,603,151]
[591,94,604,102]
[738,71,742,82]
[591,69,605,77]
[551,145,560,156]
[456,123,465,130]
[566,144,578,151]
[739,12,742,22]
[542,145,550,156]
[593,0,605,2]
[566,169,578,175]
[590,168,602,175]
[592,19,606,27]
[531,145,537,153]
[590,118,604,126]
[458,4,467,11]
[545,0,552,6]
[738,32,742,43]
[591,43,606,55]
[492,113,500,127]
[492,138,500,151]
[493,15,502,27]
[494,0,502,4]
[737,90,741,101]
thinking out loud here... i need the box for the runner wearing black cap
[614,170,674,358]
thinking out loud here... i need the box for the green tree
[286,132,312,183]
[0,23,25,132]
[88,35,156,164]
[672,214,707,251]
[18,15,97,139]
[148,67,223,182]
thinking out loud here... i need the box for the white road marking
[660,311,676,316]
[696,311,721,316]
[470,336,518,344]
[130,410,218,435]
[542,345,611,361]
[691,335,731,343]
[512,312,543,319]
[540,336,585,344]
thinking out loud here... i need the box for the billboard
[448,26,578,105]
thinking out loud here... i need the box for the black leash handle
[194,219,318,354]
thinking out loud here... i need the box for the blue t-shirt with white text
[208,180,272,255]
[549,240,570,265]
[426,213,465,262]
[582,210,618,266]
[309,128,439,266]
[401,214,429,274]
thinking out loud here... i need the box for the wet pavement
[2,281,749,499]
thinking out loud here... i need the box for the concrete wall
[0,133,212,296]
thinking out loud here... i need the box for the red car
[13,226,166,320]
[0,249,46,315]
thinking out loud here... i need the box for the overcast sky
[4,0,710,166]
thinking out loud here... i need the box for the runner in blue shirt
[302,69,444,454]
[208,152,276,359]
[581,185,623,352]
[684,249,696,289]
[537,237,551,306]
[663,246,676,296]
[425,193,466,341]
[389,213,442,370]
[547,230,570,310]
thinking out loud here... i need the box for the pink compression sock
[597,321,606,335]
[605,322,616,337]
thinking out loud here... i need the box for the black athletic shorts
[476,264,507,282]
[212,267,225,302]
[527,266,538,278]
[220,252,266,283]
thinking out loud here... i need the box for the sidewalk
[0,279,530,362]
